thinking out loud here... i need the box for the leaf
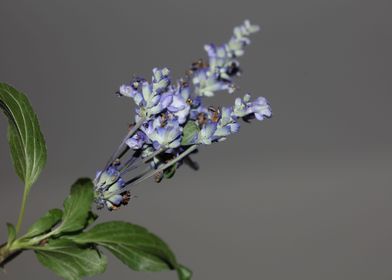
[84,211,98,228]
[181,121,200,146]
[68,221,191,279]
[6,223,16,244]
[24,209,63,239]
[0,83,47,188]
[163,163,177,179]
[177,264,193,280]
[55,178,94,234]
[34,239,107,280]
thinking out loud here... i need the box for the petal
[141,82,152,101]
[174,106,190,124]
[153,140,161,150]
[133,92,144,106]
[119,85,134,97]
[107,194,123,206]
[168,95,186,112]
[107,178,126,193]
[160,92,173,109]
[166,126,182,142]
[234,97,243,107]
[153,77,170,93]
[243,94,251,102]
[214,126,231,137]
[201,121,217,139]
[180,87,191,100]
[125,133,145,149]
[229,122,240,133]
[168,137,181,148]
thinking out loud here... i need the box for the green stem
[0,243,22,267]
[95,117,146,184]
[15,186,31,235]
[102,145,199,198]
[107,117,146,168]
[132,144,199,186]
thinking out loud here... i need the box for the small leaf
[177,264,193,280]
[24,209,63,239]
[6,223,16,244]
[163,163,177,179]
[181,121,200,146]
[55,178,94,234]
[84,211,98,228]
[0,83,47,188]
[34,239,107,280]
[68,221,191,279]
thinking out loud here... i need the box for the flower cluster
[94,20,272,210]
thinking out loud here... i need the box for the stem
[95,117,146,184]
[132,145,198,186]
[108,117,146,167]
[0,244,22,268]
[107,145,199,197]
[120,147,166,176]
[142,147,166,163]
[15,185,30,234]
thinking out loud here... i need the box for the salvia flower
[125,130,146,150]
[213,107,240,140]
[94,166,131,210]
[148,119,183,150]
[167,85,191,124]
[94,20,272,210]
[233,94,272,120]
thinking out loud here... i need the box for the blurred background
[0,0,391,279]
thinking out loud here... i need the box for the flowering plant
[0,20,271,279]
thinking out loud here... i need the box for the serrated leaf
[0,83,47,188]
[68,221,191,279]
[34,239,107,280]
[55,178,94,234]
[181,121,200,146]
[6,223,16,245]
[24,209,63,239]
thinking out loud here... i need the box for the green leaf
[163,163,177,179]
[6,223,16,245]
[177,264,193,280]
[84,211,98,228]
[181,121,200,146]
[24,209,63,239]
[0,83,47,188]
[34,239,107,280]
[68,221,191,279]
[54,178,94,234]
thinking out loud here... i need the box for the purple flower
[167,86,191,124]
[148,119,183,150]
[125,131,146,150]
[192,69,232,97]
[251,97,272,120]
[197,120,217,144]
[94,21,272,210]
[213,107,240,141]
[233,94,271,120]
[94,166,131,210]
[119,68,173,119]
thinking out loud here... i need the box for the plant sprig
[0,20,271,279]
[0,83,191,280]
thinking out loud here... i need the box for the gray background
[0,0,391,279]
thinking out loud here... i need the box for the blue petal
[229,122,240,133]
[160,92,173,109]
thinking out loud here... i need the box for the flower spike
[94,20,271,210]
